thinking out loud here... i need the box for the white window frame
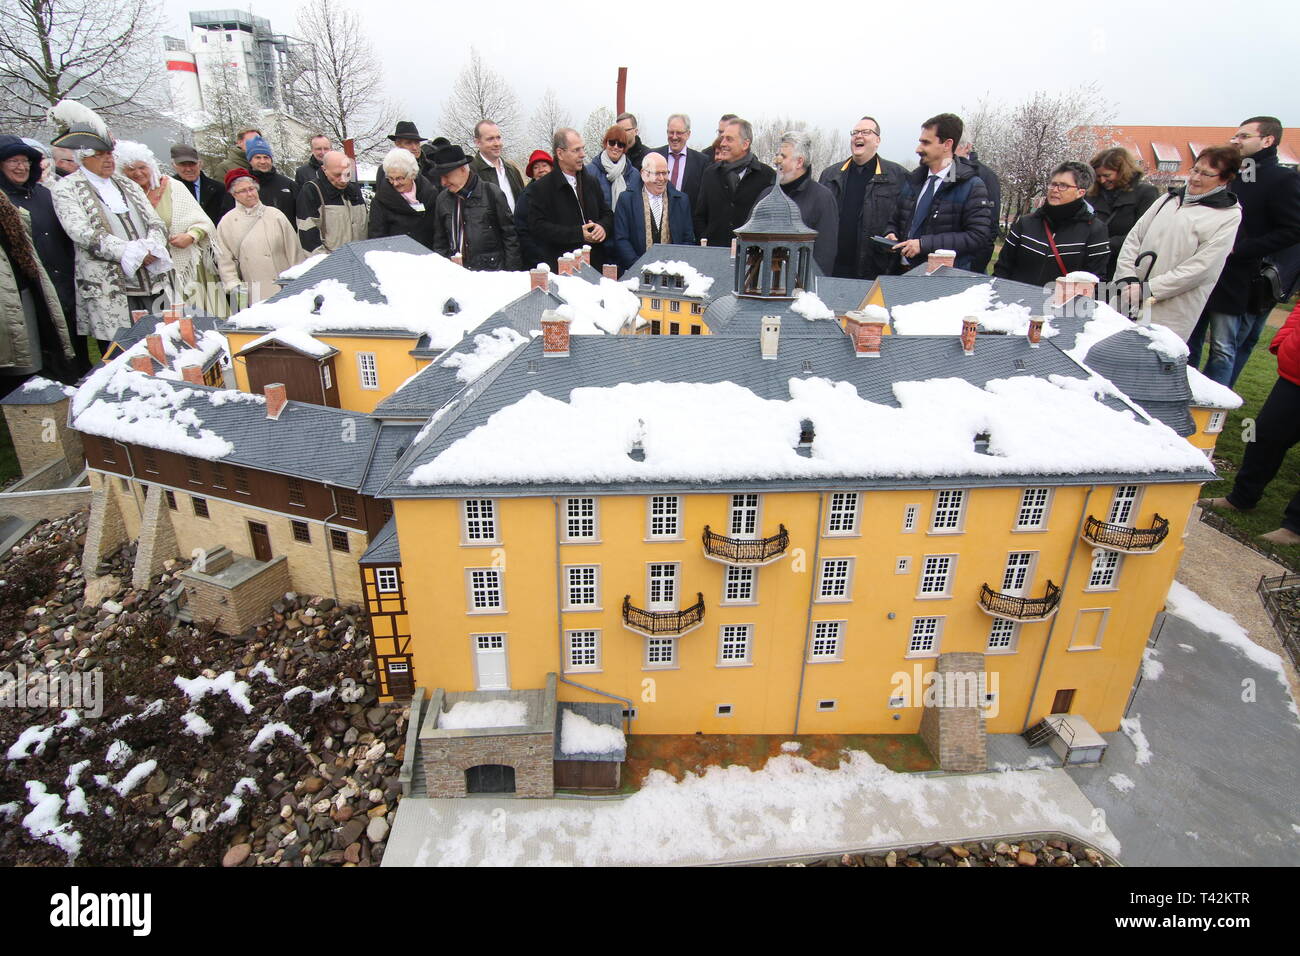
[895,556,911,574]
[825,492,860,536]
[717,624,753,666]
[357,352,379,390]
[644,636,677,669]
[321,364,332,391]
[986,618,1020,654]
[564,565,601,610]
[1001,551,1037,596]
[1015,487,1052,531]
[907,616,944,658]
[1108,485,1140,527]
[465,567,505,613]
[902,504,919,533]
[816,699,837,712]
[646,562,679,611]
[1086,549,1122,590]
[729,493,761,539]
[669,299,681,313]
[930,489,967,533]
[808,621,845,662]
[816,557,854,603]
[646,495,682,539]
[1206,410,1227,434]
[721,565,757,604]
[1069,608,1110,650]
[470,632,509,690]
[462,498,498,544]
[376,567,400,593]
[917,554,956,599]
[563,496,599,542]
[565,629,602,673]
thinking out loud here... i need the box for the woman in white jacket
[1114,146,1242,340]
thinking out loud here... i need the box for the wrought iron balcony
[1081,514,1169,553]
[701,524,790,565]
[978,581,1062,622]
[622,593,705,637]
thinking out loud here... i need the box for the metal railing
[979,581,1062,621]
[1082,514,1169,552]
[701,524,790,563]
[1257,573,1300,670]
[622,592,705,635]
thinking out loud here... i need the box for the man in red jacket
[1202,299,1300,545]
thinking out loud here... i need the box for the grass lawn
[1198,307,1300,568]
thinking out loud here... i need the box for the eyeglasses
[851,128,880,137]
[1046,181,1080,191]
[644,170,669,179]
[606,140,625,149]
[1188,166,1222,178]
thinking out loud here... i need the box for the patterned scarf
[0,190,39,279]
[642,189,670,251]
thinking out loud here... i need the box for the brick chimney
[1053,274,1097,305]
[760,316,781,360]
[602,263,618,279]
[926,249,956,274]
[163,306,182,324]
[264,383,287,420]
[960,318,978,355]
[1027,318,1044,348]
[145,333,166,365]
[529,266,550,291]
[130,309,148,324]
[579,245,591,266]
[181,365,204,384]
[179,317,197,348]
[558,254,577,277]
[851,319,884,358]
[129,355,152,374]
[540,309,570,357]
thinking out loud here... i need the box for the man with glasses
[994,161,1109,286]
[1189,116,1300,386]
[652,114,707,209]
[613,152,695,274]
[819,115,907,278]
[527,128,614,270]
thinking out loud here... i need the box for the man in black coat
[295,134,331,188]
[762,131,838,273]
[0,135,89,377]
[955,141,1001,273]
[526,128,614,271]
[617,113,651,170]
[884,113,995,273]
[1191,116,1300,386]
[170,144,226,227]
[819,115,908,279]
[652,113,708,210]
[430,145,520,271]
[220,136,297,222]
[470,121,525,215]
[694,118,776,249]
[994,161,1110,287]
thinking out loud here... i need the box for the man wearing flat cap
[170,144,225,225]
[430,144,520,271]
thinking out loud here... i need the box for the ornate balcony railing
[701,524,790,564]
[1081,514,1169,553]
[978,581,1062,622]
[622,593,705,636]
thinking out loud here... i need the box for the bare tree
[0,0,165,132]
[527,88,571,154]
[582,106,614,161]
[440,48,520,150]
[286,0,396,160]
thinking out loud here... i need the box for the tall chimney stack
[529,266,550,291]
[540,309,570,357]
[1027,318,1044,348]
[145,333,166,366]
[960,318,978,355]
[130,309,148,324]
[558,254,576,277]
[760,316,781,360]
[602,263,618,280]
[179,317,197,348]
[926,249,956,274]
[264,383,287,421]
[181,365,204,384]
[129,355,152,374]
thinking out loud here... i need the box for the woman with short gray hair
[368,146,438,248]
[993,160,1110,287]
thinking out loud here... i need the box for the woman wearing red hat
[515,150,554,269]
[213,168,306,307]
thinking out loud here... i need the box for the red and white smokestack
[580,245,591,266]
[558,254,576,277]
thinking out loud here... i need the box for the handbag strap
[1043,221,1069,277]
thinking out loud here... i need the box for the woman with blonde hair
[1089,146,1159,280]
[114,140,225,316]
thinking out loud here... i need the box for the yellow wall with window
[635,294,708,335]
[1186,405,1230,456]
[390,478,1203,734]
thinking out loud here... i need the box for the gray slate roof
[554,701,626,762]
[0,379,73,405]
[814,276,875,314]
[264,234,431,307]
[380,329,1208,498]
[1083,328,1196,437]
[736,184,816,236]
[359,517,401,564]
[108,310,227,374]
[702,293,845,337]
[625,244,735,301]
[358,423,424,496]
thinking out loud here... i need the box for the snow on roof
[628,259,715,297]
[240,328,335,358]
[438,699,528,729]
[1065,301,1183,365]
[441,327,529,385]
[278,253,325,282]
[889,283,1051,337]
[407,373,1208,488]
[227,251,629,349]
[1185,366,1243,409]
[560,709,625,756]
[1062,271,1100,283]
[20,376,76,397]
[790,290,834,321]
[1133,323,1189,363]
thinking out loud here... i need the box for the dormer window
[797,419,814,458]
[974,432,991,455]
[443,298,460,315]
[640,271,652,288]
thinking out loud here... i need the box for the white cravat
[81,167,128,214]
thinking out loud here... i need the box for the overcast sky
[161,0,1298,160]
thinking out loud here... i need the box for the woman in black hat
[430,145,520,271]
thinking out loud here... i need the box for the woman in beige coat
[1114,146,1243,340]
[214,169,306,307]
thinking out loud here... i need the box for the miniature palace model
[50,186,1241,788]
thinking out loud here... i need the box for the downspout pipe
[792,493,826,735]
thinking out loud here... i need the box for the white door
[729,494,759,539]
[1002,552,1034,596]
[648,563,678,610]
[474,634,508,690]
[1109,485,1138,526]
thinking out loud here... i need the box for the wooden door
[248,521,272,562]
[1051,689,1075,714]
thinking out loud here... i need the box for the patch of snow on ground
[781,741,801,753]
[1120,716,1153,766]
[283,685,335,711]
[174,671,254,713]
[439,700,528,730]
[1177,643,1197,653]
[181,711,213,738]
[23,781,80,859]
[559,711,625,755]
[1185,831,1199,839]
[1108,773,1136,793]
[1142,647,1164,680]
[248,661,280,684]
[105,739,133,767]
[6,724,54,759]
[248,722,303,751]
[113,759,157,797]
[215,777,259,824]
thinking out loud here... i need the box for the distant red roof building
[1073,125,1299,180]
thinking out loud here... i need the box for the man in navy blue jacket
[614,153,695,274]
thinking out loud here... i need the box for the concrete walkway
[383,764,1114,867]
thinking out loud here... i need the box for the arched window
[744,246,764,293]
[796,248,810,290]
[771,247,789,295]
